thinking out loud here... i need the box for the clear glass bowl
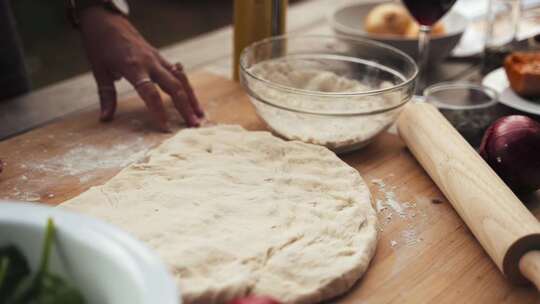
[239,35,418,153]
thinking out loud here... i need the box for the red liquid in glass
[402,0,457,25]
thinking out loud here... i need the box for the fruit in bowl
[364,3,445,38]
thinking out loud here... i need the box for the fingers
[170,63,205,119]
[97,48,203,131]
[124,73,170,132]
[92,64,117,122]
[155,54,204,118]
[150,65,201,127]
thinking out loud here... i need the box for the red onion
[228,296,281,304]
[479,115,540,193]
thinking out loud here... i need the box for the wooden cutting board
[0,71,539,303]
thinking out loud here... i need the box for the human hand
[79,6,204,131]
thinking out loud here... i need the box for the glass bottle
[233,0,287,81]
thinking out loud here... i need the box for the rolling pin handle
[519,251,540,290]
[398,102,540,290]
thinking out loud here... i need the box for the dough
[61,125,378,304]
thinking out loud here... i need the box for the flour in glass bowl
[247,59,404,152]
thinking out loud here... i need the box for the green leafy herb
[0,218,86,304]
[0,245,31,301]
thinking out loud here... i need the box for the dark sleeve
[0,0,31,100]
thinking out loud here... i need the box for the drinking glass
[402,0,458,91]
[482,0,521,73]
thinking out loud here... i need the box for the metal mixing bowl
[239,35,418,153]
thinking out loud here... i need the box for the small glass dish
[239,35,418,153]
[424,82,499,146]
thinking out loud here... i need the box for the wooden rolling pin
[397,102,540,289]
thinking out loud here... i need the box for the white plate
[482,67,540,115]
[0,202,179,304]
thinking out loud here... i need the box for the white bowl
[330,0,468,63]
[0,201,179,304]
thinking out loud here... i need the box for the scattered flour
[375,199,386,212]
[371,178,409,218]
[28,137,151,182]
[10,187,41,202]
[401,228,422,247]
[371,177,424,248]
[5,138,152,202]
[248,58,403,152]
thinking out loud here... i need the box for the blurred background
[8,0,307,93]
[5,0,535,92]
[10,0,239,90]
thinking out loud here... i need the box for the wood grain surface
[0,72,539,303]
[398,102,540,287]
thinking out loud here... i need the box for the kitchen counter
[1,70,539,303]
[2,1,540,301]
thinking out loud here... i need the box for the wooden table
[1,1,540,303]
[1,70,540,303]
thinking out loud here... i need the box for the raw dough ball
[404,21,446,38]
[364,3,413,36]
[62,125,378,304]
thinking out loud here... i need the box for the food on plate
[228,296,281,304]
[0,159,3,175]
[364,3,445,37]
[504,52,540,98]
[0,219,86,304]
[479,115,540,193]
[62,125,378,304]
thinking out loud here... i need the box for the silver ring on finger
[134,77,153,88]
